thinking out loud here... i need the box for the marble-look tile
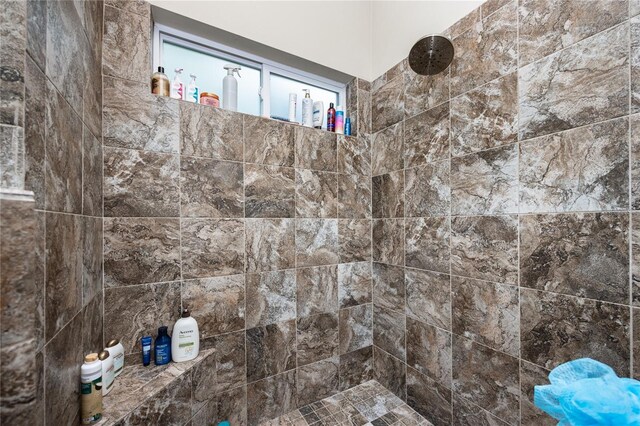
[297,357,340,406]
[633,0,640,16]
[405,160,450,217]
[521,288,630,375]
[122,373,192,425]
[406,269,451,331]
[520,361,555,426]
[357,90,372,135]
[372,76,404,133]
[519,23,629,140]
[374,347,406,400]
[339,346,374,391]
[372,122,403,176]
[338,173,372,219]
[404,102,450,169]
[452,335,519,424]
[102,5,150,83]
[24,55,45,208]
[453,394,511,426]
[245,115,295,166]
[482,0,513,16]
[245,270,296,328]
[179,102,243,161]
[82,216,102,305]
[520,213,629,304]
[26,0,46,72]
[372,219,404,266]
[82,127,102,216]
[45,213,82,340]
[212,331,247,393]
[452,277,519,356]
[103,77,179,153]
[338,219,371,263]
[182,275,244,339]
[634,214,640,306]
[180,157,243,218]
[245,218,295,273]
[0,125,25,190]
[372,171,404,218]
[338,135,371,176]
[104,0,150,16]
[372,263,405,312]
[633,16,640,113]
[633,115,640,209]
[406,367,452,426]
[519,0,629,66]
[45,81,82,214]
[103,147,180,217]
[0,339,37,424]
[191,353,217,417]
[373,306,406,361]
[339,304,373,354]
[451,215,518,284]
[451,144,518,216]
[295,219,339,267]
[82,292,103,356]
[297,312,339,366]
[245,164,295,218]
[407,318,452,387]
[295,169,338,218]
[246,319,297,382]
[181,219,244,278]
[217,385,247,425]
[450,2,517,97]
[446,7,481,39]
[83,37,102,140]
[403,67,449,119]
[45,314,82,426]
[81,0,104,56]
[104,218,180,288]
[34,212,45,351]
[295,127,337,171]
[338,262,372,309]
[635,308,640,379]
[297,265,338,317]
[405,217,450,273]
[451,73,517,157]
[520,117,629,213]
[104,281,180,353]
[247,370,297,424]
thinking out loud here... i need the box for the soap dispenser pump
[223,64,241,111]
[301,89,313,127]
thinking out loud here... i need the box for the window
[153,24,346,129]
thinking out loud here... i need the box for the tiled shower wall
[369,0,640,425]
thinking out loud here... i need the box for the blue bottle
[344,117,352,136]
[141,335,152,366]
[154,326,171,365]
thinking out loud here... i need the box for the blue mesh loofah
[534,358,640,425]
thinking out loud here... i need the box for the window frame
[153,23,346,119]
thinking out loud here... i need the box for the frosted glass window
[270,73,338,129]
[162,41,261,116]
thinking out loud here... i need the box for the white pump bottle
[223,64,241,111]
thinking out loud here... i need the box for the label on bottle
[113,352,124,374]
[81,378,103,425]
[156,343,170,364]
[151,77,170,97]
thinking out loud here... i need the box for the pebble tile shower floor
[261,381,432,426]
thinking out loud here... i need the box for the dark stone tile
[405,269,451,331]
[83,37,102,140]
[632,115,640,209]
[452,393,511,426]
[403,67,449,119]
[406,368,452,426]
[246,320,297,382]
[339,219,371,263]
[122,373,192,425]
[519,22,629,140]
[102,5,150,83]
[372,171,404,219]
[372,122,403,176]
[404,102,450,168]
[406,318,452,387]
[24,55,46,209]
[520,117,629,213]
[82,215,102,305]
[635,308,640,379]
[180,157,244,218]
[245,164,295,218]
[103,147,180,217]
[482,0,513,16]
[520,361,555,426]
[338,135,371,176]
[446,7,481,39]
[82,292,103,356]
[296,219,339,267]
[373,306,406,361]
[451,144,518,216]
[182,275,245,338]
[452,335,519,424]
[357,90,372,136]
[520,288,630,376]
[373,346,406,400]
[104,281,180,354]
[338,262,372,309]
[103,76,179,153]
[34,212,45,351]
[452,276,519,356]
[339,346,374,391]
[372,219,404,266]
[245,218,295,273]
[451,215,518,284]
[295,127,337,171]
[634,214,640,307]
[104,0,150,16]
[339,304,373,354]
[82,126,102,216]
[247,370,297,424]
[405,217,449,273]
[338,173,372,219]
[372,76,404,133]
[451,73,517,157]
[212,331,247,393]
[244,115,295,167]
[633,16,640,113]
[217,385,247,426]
[372,263,405,312]
[246,270,296,328]
[297,312,339,366]
[296,169,338,218]
[27,0,46,71]
[1,0,24,123]
[520,213,629,304]
[297,357,340,406]
[405,160,450,217]
[0,337,37,424]
[181,218,244,278]
[297,265,339,317]
[0,125,24,190]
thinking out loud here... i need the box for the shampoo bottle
[187,73,199,103]
[171,308,200,362]
[81,353,103,425]
[154,326,171,366]
[335,105,345,134]
[141,335,152,366]
[301,89,313,127]
[171,68,184,100]
[151,66,170,97]
[313,101,324,129]
[98,350,114,396]
[223,64,241,111]
[105,339,124,377]
[327,103,336,132]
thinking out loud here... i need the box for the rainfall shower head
[408,35,454,76]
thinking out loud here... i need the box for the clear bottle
[222,64,241,111]
[187,73,199,103]
[151,66,170,97]
[171,68,184,100]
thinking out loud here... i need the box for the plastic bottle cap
[182,308,191,318]
[158,326,168,335]
[85,353,99,363]
[107,339,120,347]
[98,350,110,361]
[158,66,164,73]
